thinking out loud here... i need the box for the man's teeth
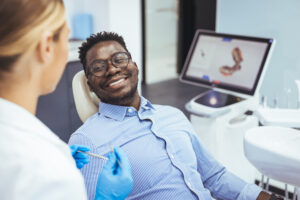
[109,78,124,86]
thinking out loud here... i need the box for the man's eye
[92,65,105,72]
[114,58,126,64]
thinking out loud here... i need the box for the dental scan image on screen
[185,35,269,92]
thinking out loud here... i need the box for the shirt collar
[99,101,128,121]
[140,96,155,111]
[98,96,155,121]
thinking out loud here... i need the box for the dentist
[0,0,133,200]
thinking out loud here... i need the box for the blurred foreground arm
[95,147,133,200]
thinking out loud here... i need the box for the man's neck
[106,92,141,111]
[120,92,140,111]
[130,93,141,111]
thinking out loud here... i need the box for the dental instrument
[77,150,108,160]
[110,146,122,168]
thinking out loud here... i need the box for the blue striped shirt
[68,96,261,200]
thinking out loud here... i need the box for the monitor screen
[180,30,275,96]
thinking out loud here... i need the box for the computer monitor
[180,29,275,99]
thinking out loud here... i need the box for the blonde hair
[0,0,66,71]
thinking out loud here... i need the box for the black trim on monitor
[177,0,216,74]
[180,29,274,96]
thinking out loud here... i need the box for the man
[69,32,273,200]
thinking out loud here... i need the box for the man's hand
[69,145,90,169]
[95,147,133,200]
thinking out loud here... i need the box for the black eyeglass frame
[87,51,132,77]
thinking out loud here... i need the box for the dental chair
[244,126,300,200]
[72,70,99,123]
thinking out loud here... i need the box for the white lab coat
[0,98,87,200]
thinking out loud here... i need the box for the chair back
[72,70,99,122]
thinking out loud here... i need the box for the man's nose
[106,61,121,75]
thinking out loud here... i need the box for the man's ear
[35,31,54,66]
[133,61,139,72]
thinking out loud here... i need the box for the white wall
[217,0,300,108]
[64,0,110,38]
[145,0,178,84]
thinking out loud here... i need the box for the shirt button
[170,154,174,159]
[128,108,133,112]
[187,182,192,188]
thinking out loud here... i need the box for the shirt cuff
[237,184,262,200]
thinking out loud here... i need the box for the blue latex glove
[95,147,133,200]
[69,145,90,169]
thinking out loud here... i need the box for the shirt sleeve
[185,119,262,200]
[69,132,105,200]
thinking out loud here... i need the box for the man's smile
[109,78,125,86]
[107,77,127,89]
[103,75,130,90]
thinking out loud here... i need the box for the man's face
[86,41,139,105]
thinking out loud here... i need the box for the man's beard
[98,82,138,106]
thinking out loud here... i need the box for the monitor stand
[185,90,246,118]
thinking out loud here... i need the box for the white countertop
[255,107,300,128]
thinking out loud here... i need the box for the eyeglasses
[88,52,131,77]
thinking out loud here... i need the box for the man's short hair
[78,31,129,76]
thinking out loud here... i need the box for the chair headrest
[72,70,100,122]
